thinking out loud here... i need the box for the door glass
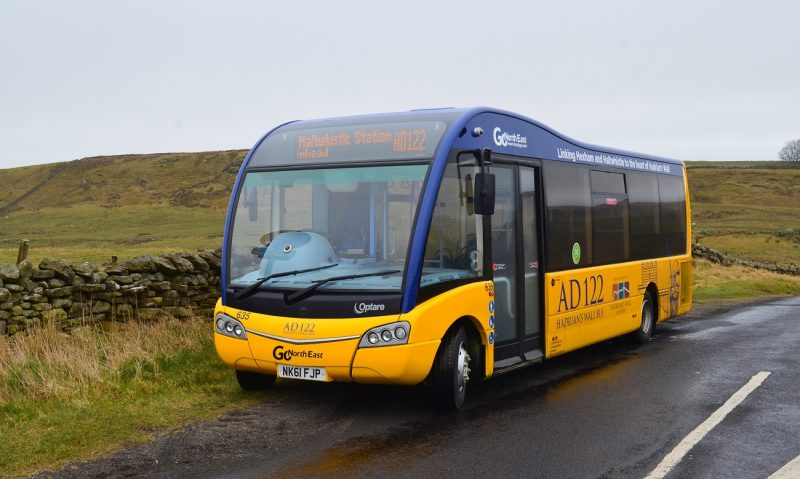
[491,165,517,343]
[520,167,540,336]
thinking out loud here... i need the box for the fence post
[16,239,29,265]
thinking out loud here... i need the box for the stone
[152,255,178,274]
[92,301,111,314]
[92,271,109,283]
[72,262,97,277]
[33,303,52,312]
[5,284,23,292]
[48,278,67,288]
[93,293,114,303]
[39,258,76,282]
[121,256,156,273]
[20,278,37,292]
[76,284,106,293]
[45,286,74,297]
[0,288,9,302]
[0,302,12,310]
[72,275,85,285]
[32,269,55,280]
[777,228,795,237]
[0,263,20,281]
[0,319,5,334]
[198,252,222,270]
[0,311,9,320]
[183,253,210,271]
[165,254,194,273]
[17,260,34,279]
[69,303,89,317]
[147,272,165,282]
[149,281,171,291]
[103,264,128,275]
[53,298,73,309]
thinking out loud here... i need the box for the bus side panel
[544,257,687,358]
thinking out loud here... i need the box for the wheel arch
[434,315,486,381]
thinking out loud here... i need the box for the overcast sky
[1,0,798,168]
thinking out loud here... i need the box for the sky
[1,0,798,168]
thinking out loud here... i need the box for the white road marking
[644,371,771,479]
[769,453,800,479]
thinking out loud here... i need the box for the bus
[214,107,692,410]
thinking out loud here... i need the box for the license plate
[277,364,327,382]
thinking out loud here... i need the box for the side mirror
[473,172,495,215]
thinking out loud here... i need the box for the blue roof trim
[452,108,682,177]
[400,108,485,313]
[220,120,298,305]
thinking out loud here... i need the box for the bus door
[491,162,544,368]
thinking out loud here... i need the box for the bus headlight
[359,321,410,348]
[215,313,248,340]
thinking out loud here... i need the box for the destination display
[249,121,447,166]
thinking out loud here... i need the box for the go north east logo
[613,281,630,300]
[493,127,528,149]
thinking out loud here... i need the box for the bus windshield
[227,164,428,294]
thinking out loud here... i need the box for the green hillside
[1,154,798,266]
[687,161,800,265]
[0,151,247,263]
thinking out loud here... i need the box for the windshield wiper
[234,263,338,300]
[285,270,401,304]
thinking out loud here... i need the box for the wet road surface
[34,297,800,478]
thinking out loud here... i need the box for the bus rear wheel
[633,291,656,344]
[235,370,276,391]
[431,326,471,410]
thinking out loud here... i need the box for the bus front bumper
[214,329,440,386]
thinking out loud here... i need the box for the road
[35,297,800,479]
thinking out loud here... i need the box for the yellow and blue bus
[214,107,692,409]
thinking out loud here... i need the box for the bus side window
[543,162,592,270]
[658,175,687,256]
[628,172,661,259]
[590,170,630,265]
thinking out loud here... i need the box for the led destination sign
[249,121,447,167]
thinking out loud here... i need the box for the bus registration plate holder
[277,364,328,382]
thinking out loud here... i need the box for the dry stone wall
[0,251,222,336]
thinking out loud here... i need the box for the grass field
[0,205,226,264]
[0,317,264,479]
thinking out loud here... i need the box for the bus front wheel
[431,326,471,410]
[633,291,656,344]
[235,370,276,391]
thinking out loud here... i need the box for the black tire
[633,291,656,344]
[431,326,471,410]
[235,370,276,391]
